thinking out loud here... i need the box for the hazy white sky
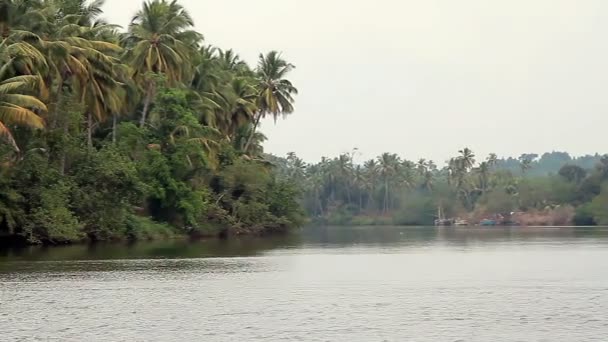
[104,0,608,163]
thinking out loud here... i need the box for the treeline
[0,0,303,245]
[274,149,608,226]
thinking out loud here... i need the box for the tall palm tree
[378,153,399,213]
[244,51,297,152]
[363,159,379,210]
[122,0,202,127]
[353,165,366,211]
[475,161,490,193]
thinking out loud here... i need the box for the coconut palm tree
[475,161,490,193]
[216,77,257,140]
[487,153,498,167]
[243,51,297,152]
[0,74,46,151]
[122,0,202,126]
[457,147,476,172]
[363,159,379,210]
[378,153,400,213]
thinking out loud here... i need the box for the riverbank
[313,206,585,227]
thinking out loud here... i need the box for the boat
[454,218,469,226]
[479,219,497,226]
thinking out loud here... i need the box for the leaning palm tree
[122,0,202,126]
[0,74,46,151]
[244,51,297,152]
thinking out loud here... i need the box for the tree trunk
[87,112,93,149]
[345,182,352,205]
[60,118,68,175]
[140,83,155,128]
[359,191,363,212]
[112,114,117,144]
[243,111,263,153]
[384,178,389,213]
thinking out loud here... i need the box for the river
[1,226,608,341]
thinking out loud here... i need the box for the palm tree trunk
[112,114,117,144]
[316,189,324,216]
[384,178,389,213]
[140,83,155,128]
[60,118,68,175]
[359,191,363,212]
[243,112,263,153]
[87,112,93,149]
[345,182,352,205]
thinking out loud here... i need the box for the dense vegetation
[275,150,608,226]
[0,0,304,245]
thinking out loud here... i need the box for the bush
[125,215,176,241]
[573,204,596,226]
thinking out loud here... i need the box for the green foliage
[278,148,608,227]
[0,1,301,245]
[125,215,176,241]
[573,203,596,226]
[588,185,608,225]
[24,182,82,244]
[478,189,517,215]
[70,147,143,241]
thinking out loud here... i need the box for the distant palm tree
[457,147,476,171]
[378,153,400,213]
[416,158,427,176]
[487,153,498,167]
[475,161,490,192]
[363,159,379,210]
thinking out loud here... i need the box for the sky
[103,0,608,164]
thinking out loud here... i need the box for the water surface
[2,226,608,341]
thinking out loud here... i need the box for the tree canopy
[0,0,302,245]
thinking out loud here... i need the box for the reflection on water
[2,226,608,342]
[3,226,608,264]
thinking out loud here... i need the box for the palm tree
[0,74,46,151]
[243,51,297,152]
[353,165,366,211]
[216,77,257,140]
[457,147,476,172]
[416,158,427,176]
[286,152,306,181]
[0,0,45,39]
[122,0,202,127]
[487,153,498,167]
[336,153,353,204]
[378,153,399,213]
[422,170,434,193]
[363,159,378,210]
[475,161,490,193]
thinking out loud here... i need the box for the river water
[1,226,608,341]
